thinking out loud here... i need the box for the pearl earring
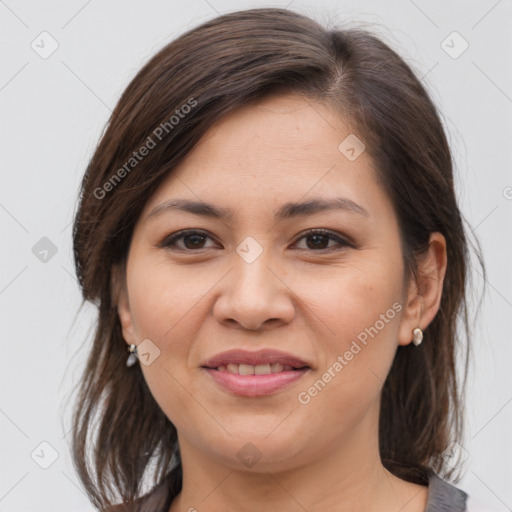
[412,327,423,346]
[126,344,138,366]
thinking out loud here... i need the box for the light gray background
[1,0,511,510]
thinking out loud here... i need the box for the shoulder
[425,473,468,511]
[426,474,502,512]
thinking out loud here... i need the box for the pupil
[185,234,205,248]
[307,234,328,249]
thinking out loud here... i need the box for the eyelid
[159,229,220,250]
[292,228,353,249]
[159,228,353,251]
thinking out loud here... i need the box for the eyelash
[159,228,353,253]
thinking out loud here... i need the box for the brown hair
[71,7,483,509]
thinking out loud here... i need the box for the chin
[198,430,309,473]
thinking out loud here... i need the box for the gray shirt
[426,474,468,511]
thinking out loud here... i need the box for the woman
[71,7,483,511]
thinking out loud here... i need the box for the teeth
[216,362,295,375]
[254,364,271,375]
[239,364,254,375]
[227,363,240,374]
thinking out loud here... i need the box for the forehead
[140,93,388,222]
[179,93,354,174]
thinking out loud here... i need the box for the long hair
[71,7,483,509]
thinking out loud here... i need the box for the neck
[168,412,427,512]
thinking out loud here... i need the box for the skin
[115,93,447,512]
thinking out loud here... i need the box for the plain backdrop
[0,0,511,510]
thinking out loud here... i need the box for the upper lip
[201,349,311,369]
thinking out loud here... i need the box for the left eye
[160,229,351,252]
[293,229,351,251]
[161,230,218,251]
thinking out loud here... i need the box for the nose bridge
[232,237,278,303]
[213,235,294,330]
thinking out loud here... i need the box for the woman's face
[116,93,423,472]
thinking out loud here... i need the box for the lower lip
[203,367,310,397]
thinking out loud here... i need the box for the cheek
[125,260,221,414]
[296,254,403,345]
[127,259,213,342]
[125,261,211,431]
[294,255,404,405]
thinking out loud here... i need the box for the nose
[213,249,295,331]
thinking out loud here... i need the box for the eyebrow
[145,197,370,222]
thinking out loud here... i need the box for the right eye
[159,229,219,251]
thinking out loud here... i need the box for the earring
[412,327,423,346]
[126,344,138,366]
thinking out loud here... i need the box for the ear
[111,262,137,346]
[397,232,447,346]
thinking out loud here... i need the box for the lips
[201,348,311,371]
[201,349,312,397]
